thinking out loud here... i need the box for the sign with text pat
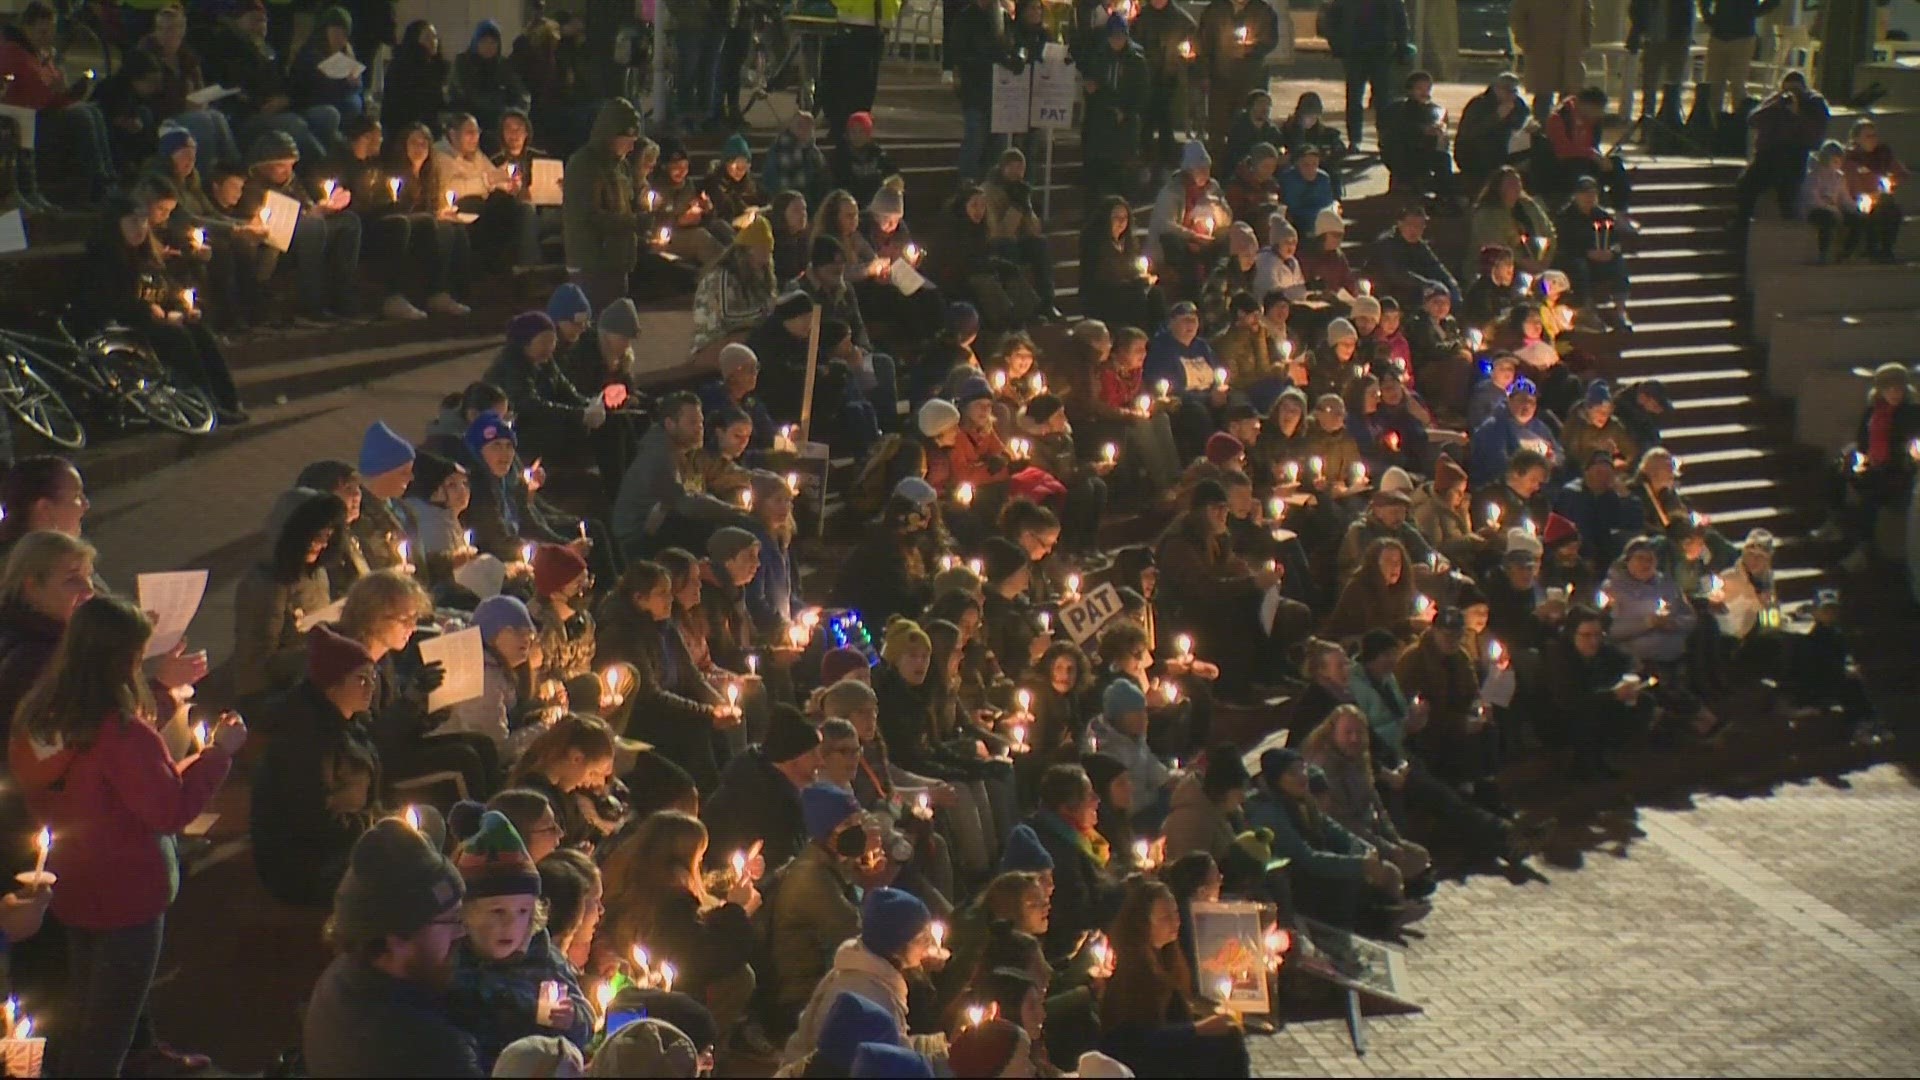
[1057,581,1123,646]
[991,54,1077,134]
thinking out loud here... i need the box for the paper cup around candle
[536,980,565,1026]
[0,1033,44,1078]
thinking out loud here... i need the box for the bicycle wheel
[88,337,217,436]
[131,383,218,436]
[0,346,87,450]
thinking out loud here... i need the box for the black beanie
[329,819,465,947]
[1190,479,1229,510]
[1082,752,1128,796]
[764,704,822,763]
[771,290,817,321]
[810,234,848,268]
[1024,393,1064,423]
[982,536,1030,584]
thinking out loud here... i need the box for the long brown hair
[597,810,711,960]
[1100,875,1194,1029]
[508,713,616,789]
[1301,703,1373,775]
[16,595,155,749]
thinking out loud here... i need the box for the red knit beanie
[1542,512,1580,549]
[307,625,374,689]
[820,647,869,685]
[1204,431,1245,466]
[532,543,589,598]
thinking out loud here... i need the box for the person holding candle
[143,129,269,330]
[1553,176,1632,331]
[1467,166,1556,277]
[784,887,950,1067]
[701,704,821,874]
[1096,875,1248,1077]
[505,714,619,849]
[1840,119,1909,264]
[11,597,244,1078]
[240,128,364,325]
[396,451,474,592]
[1015,765,1126,966]
[527,543,597,697]
[764,781,874,1032]
[1079,197,1169,336]
[1551,451,1645,571]
[1324,536,1430,644]
[367,120,474,319]
[1600,537,1722,744]
[823,680,961,906]
[460,411,585,568]
[230,488,345,700]
[1158,747,1257,885]
[443,811,591,1070]
[1468,379,1563,490]
[440,594,553,760]
[1540,604,1653,779]
[1091,326,1184,495]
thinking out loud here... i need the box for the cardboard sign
[991,52,1077,135]
[1056,581,1123,646]
[529,158,564,205]
[991,65,1032,135]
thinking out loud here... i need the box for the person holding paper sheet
[0,1,116,204]
[241,129,363,324]
[295,459,375,597]
[250,626,386,906]
[439,112,541,270]
[78,189,246,420]
[441,594,553,760]
[232,489,346,700]
[140,5,242,169]
[11,596,245,1079]
[376,120,475,316]
[144,131,270,330]
[290,8,367,127]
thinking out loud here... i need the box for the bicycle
[0,312,218,450]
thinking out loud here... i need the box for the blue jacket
[444,929,592,1072]
[696,378,778,451]
[1551,479,1646,567]
[1601,564,1694,666]
[1468,405,1565,487]
[1243,785,1370,881]
[1278,166,1337,232]
[1144,329,1218,397]
[743,521,797,633]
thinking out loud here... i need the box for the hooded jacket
[1601,564,1694,665]
[1159,772,1236,864]
[562,98,642,279]
[445,927,592,1070]
[784,940,948,1067]
[769,843,863,1010]
[450,21,530,115]
[1468,404,1564,487]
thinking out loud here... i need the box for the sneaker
[121,1042,212,1077]
[382,294,428,321]
[1390,899,1433,926]
[425,292,472,317]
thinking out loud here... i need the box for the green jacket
[142,157,240,235]
[768,844,862,1010]
[562,98,642,278]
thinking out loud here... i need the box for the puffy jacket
[1160,772,1236,863]
[1601,564,1694,665]
[250,680,383,906]
[768,844,862,1010]
[783,939,949,1067]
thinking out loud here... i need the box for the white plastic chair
[892,0,942,67]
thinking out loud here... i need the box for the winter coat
[633,886,757,1006]
[1714,560,1773,640]
[1322,0,1408,61]
[290,42,366,117]
[439,649,542,758]
[250,680,382,906]
[1552,478,1646,567]
[1023,808,1123,960]
[828,140,901,208]
[11,710,232,929]
[1468,198,1555,273]
[378,39,452,132]
[692,254,779,351]
[0,26,71,111]
[597,607,727,794]
[1335,515,1436,578]
[463,452,570,561]
[769,843,863,1010]
[1560,405,1639,470]
[451,37,531,117]
[231,563,332,699]
[444,929,590,1070]
[1082,41,1152,153]
[1160,773,1236,863]
[484,346,593,437]
[1468,406,1565,487]
[1300,742,1399,846]
[1346,666,1412,762]
[1148,174,1227,264]
[1509,0,1591,95]
[1601,564,1694,666]
[1408,483,1483,568]
[784,939,949,1067]
[948,1,1008,112]
[612,422,742,544]
[762,130,831,202]
[1453,88,1531,178]
[1393,633,1480,740]
[304,956,483,1077]
[1196,0,1279,84]
[704,746,809,870]
[1366,229,1460,303]
[562,98,643,279]
[1542,635,1638,730]
[0,602,62,746]
[1241,784,1368,881]
[1132,0,1198,124]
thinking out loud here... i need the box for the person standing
[1735,70,1828,222]
[1132,0,1200,173]
[1420,0,1458,82]
[1701,0,1783,119]
[1508,0,1592,121]
[1626,0,1696,140]
[562,98,641,310]
[1083,15,1153,203]
[1323,0,1411,150]
[949,0,1007,182]
[11,597,246,1078]
[1196,0,1280,158]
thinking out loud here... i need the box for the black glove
[411,660,447,697]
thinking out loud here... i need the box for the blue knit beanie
[1584,378,1611,407]
[801,781,863,843]
[546,283,593,323]
[999,823,1055,873]
[473,595,534,643]
[464,410,517,456]
[358,420,416,478]
[859,887,930,960]
[815,994,900,1067]
[954,376,994,408]
[1105,11,1129,35]
[852,1044,933,1079]
[1103,677,1148,720]
[158,127,195,159]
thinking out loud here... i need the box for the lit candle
[521,542,535,565]
[741,488,754,511]
[1216,976,1236,1007]
[397,539,410,567]
[31,827,49,878]
[322,179,337,200]
[1234,25,1248,43]
[463,528,475,549]
[193,720,210,752]
[1268,497,1284,521]
[1485,503,1502,527]
[992,369,1008,390]
[594,980,617,1026]
[1065,573,1080,598]
[1135,393,1153,414]
[658,227,673,244]
[1135,255,1151,276]
[1307,455,1323,478]
[1176,634,1193,661]
[931,920,947,951]
[914,791,933,819]
[1385,430,1401,451]
[403,805,421,831]
[658,962,676,993]
[1284,462,1299,484]
[1264,927,1292,966]
[1351,462,1368,487]
[1038,611,1052,633]
[445,189,457,211]
[1467,327,1484,350]
[1102,442,1118,463]
[786,471,800,494]
[1010,724,1027,751]
[903,243,921,264]
[1155,379,1171,398]
[1017,689,1032,713]
[965,1005,987,1029]
[731,849,748,881]
[1161,681,1180,703]
[1655,597,1671,617]
[1596,590,1612,610]
[955,482,974,506]
[388,177,402,199]
[747,653,760,676]
[968,558,984,576]
[1357,278,1372,296]
[1087,731,1099,753]
[1214,367,1229,388]
[1178,39,1194,58]
[1133,838,1151,867]
[1031,373,1045,393]
[190,227,206,247]
[727,683,741,709]
[788,623,809,649]
[181,288,196,312]
[1413,594,1431,618]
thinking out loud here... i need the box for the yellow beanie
[737,213,775,253]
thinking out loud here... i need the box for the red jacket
[0,30,71,112]
[949,425,1010,487]
[1545,100,1599,164]
[11,710,232,930]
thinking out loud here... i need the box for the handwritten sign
[259,190,301,252]
[1057,581,1123,646]
[530,158,564,205]
[137,570,209,657]
[418,626,485,712]
[991,52,1077,135]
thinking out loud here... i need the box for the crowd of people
[0,1,1912,1078]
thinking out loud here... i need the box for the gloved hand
[411,660,447,698]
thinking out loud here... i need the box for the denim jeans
[674,29,719,126]
[292,208,364,316]
[56,916,166,1078]
[959,106,992,180]
[165,108,242,168]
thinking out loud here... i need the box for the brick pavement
[1249,764,1920,1077]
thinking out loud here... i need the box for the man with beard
[304,818,482,1076]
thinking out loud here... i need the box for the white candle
[1176,634,1193,661]
[1102,442,1118,463]
[403,805,421,831]
[31,827,49,877]
[1017,689,1032,713]
[955,482,974,506]
[388,177,402,199]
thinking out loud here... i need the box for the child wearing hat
[445,812,593,1070]
[443,594,553,758]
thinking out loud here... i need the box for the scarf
[1867,400,1894,466]
[1037,808,1110,869]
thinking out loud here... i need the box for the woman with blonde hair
[1299,704,1432,889]
[0,531,99,763]
[596,810,760,1035]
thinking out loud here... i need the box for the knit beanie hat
[329,819,464,942]
[1103,677,1148,720]
[532,542,588,597]
[946,301,981,336]
[1454,579,1487,609]
[820,647,870,684]
[918,398,961,437]
[852,1044,934,1079]
[248,129,300,166]
[158,127,195,159]
[588,1018,698,1078]
[1104,10,1130,35]
[1350,295,1382,322]
[1504,528,1544,560]
[764,704,823,763]
[1204,431,1244,466]
[1204,742,1251,789]
[410,451,462,500]
[474,594,534,642]
[495,1035,585,1078]
[736,213,775,253]
[954,376,994,408]
[1325,318,1358,346]
[1076,1051,1136,1077]
[359,420,416,478]
[1189,477,1229,510]
[1379,465,1416,496]
[1313,205,1345,236]
[1433,454,1468,493]
[1081,752,1129,797]
[982,536,1029,584]
[1181,139,1211,172]
[317,5,352,31]
[1542,512,1580,549]
[801,781,863,843]
[454,810,542,899]
[721,132,753,162]
[1585,378,1612,408]
[893,476,938,506]
[718,342,759,375]
[507,310,556,347]
[306,625,374,689]
[949,1020,1028,1079]
[999,822,1055,873]
[464,410,517,455]
[600,297,642,337]
[815,993,900,1066]
[1259,746,1302,781]
[859,887,931,959]
[707,526,759,565]
[869,186,905,219]
[881,619,931,663]
[845,112,876,139]
[546,282,593,324]
[1267,215,1297,246]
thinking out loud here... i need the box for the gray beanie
[600,297,641,337]
[1266,214,1297,246]
[918,398,961,438]
[1325,318,1359,346]
[707,525,759,563]
[494,1036,585,1078]
[328,819,464,947]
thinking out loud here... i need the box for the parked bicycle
[0,312,218,450]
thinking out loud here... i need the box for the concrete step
[1744,212,1920,277]
[1629,268,1744,299]
[1765,309,1920,396]
[1750,263,1920,343]
[1853,60,1920,110]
